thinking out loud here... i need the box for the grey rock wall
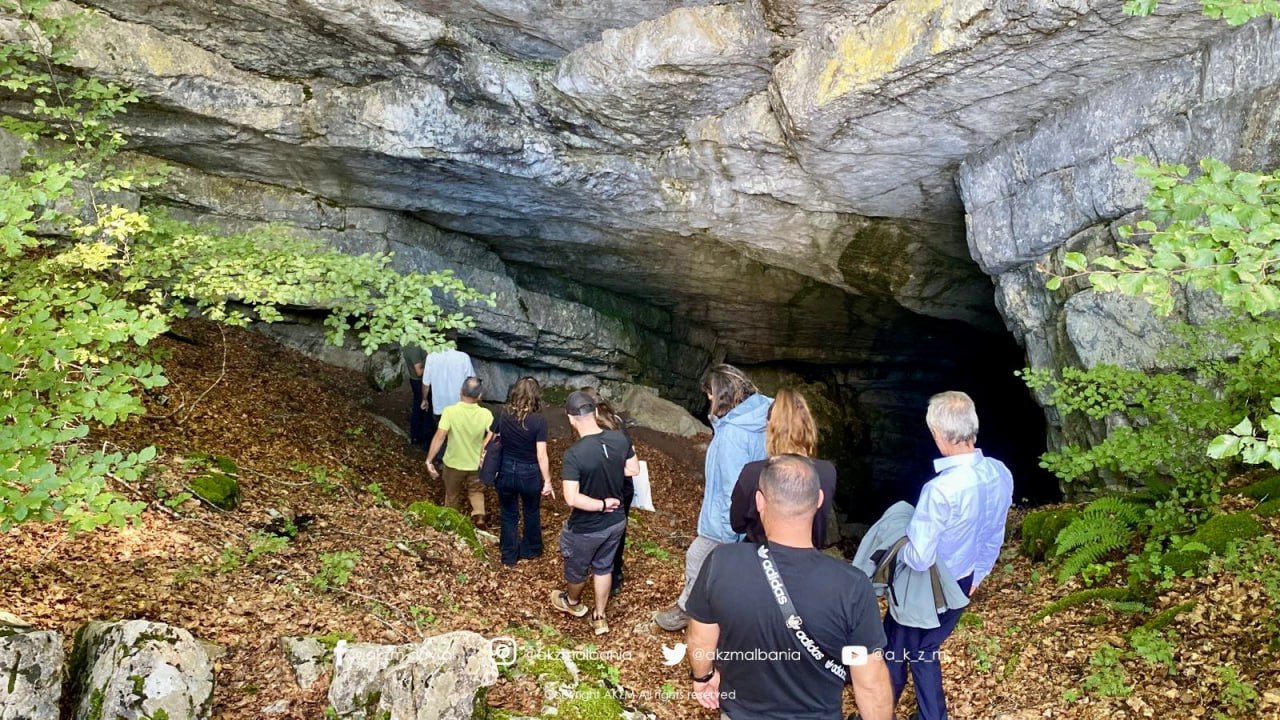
[0,0,1240,368]
[959,17,1280,448]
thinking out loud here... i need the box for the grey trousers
[677,535,724,610]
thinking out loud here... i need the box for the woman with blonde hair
[491,377,554,566]
[729,387,837,547]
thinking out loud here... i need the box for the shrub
[0,0,490,533]
[1053,498,1145,582]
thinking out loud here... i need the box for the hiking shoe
[551,590,589,618]
[591,614,610,635]
[609,579,623,598]
[471,514,486,529]
[653,605,688,632]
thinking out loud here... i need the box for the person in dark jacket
[730,387,837,548]
[491,377,555,566]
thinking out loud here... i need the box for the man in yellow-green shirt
[426,377,494,527]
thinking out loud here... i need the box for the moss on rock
[190,472,240,510]
[406,502,485,558]
[1254,498,1280,517]
[1161,548,1211,576]
[1190,512,1264,555]
[1021,508,1080,561]
[557,686,626,720]
[1239,476,1280,502]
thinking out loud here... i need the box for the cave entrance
[741,321,1058,526]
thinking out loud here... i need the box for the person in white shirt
[889,391,1013,720]
[421,331,475,465]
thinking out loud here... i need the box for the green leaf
[1207,434,1242,459]
[1231,417,1255,437]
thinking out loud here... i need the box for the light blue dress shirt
[424,349,475,415]
[901,449,1014,589]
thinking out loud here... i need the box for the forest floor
[3,320,1280,719]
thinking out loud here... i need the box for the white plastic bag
[631,460,656,512]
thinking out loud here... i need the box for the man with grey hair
[886,390,1013,720]
[685,455,894,720]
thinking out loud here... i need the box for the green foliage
[1128,627,1177,675]
[189,471,240,511]
[1082,644,1132,698]
[635,538,673,562]
[311,551,360,591]
[364,482,392,508]
[405,501,485,558]
[1214,666,1259,718]
[0,0,490,533]
[1020,508,1080,561]
[1124,0,1280,26]
[1052,498,1145,583]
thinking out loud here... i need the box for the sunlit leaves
[0,0,488,532]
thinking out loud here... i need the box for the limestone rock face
[4,0,1239,372]
[328,631,499,720]
[959,17,1280,451]
[69,620,214,720]
[0,625,63,720]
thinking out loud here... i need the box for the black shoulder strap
[756,543,850,684]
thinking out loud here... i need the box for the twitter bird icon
[661,643,687,666]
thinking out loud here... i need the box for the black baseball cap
[565,391,597,417]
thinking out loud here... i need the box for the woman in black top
[730,387,837,547]
[492,377,554,566]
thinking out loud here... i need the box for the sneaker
[653,605,688,632]
[591,614,609,635]
[550,590,589,618]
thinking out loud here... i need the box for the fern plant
[1054,498,1146,583]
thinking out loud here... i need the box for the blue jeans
[883,574,974,720]
[497,457,543,565]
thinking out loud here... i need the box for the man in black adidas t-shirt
[550,391,638,636]
[685,455,894,720]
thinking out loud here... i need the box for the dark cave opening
[736,322,1059,526]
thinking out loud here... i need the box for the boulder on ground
[601,382,709,438]
[328,631,498,720]
[0,622,63,720]
[281,636,329,689]
[69,620,214,720]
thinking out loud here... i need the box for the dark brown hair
[507,377,542,426]
[702,364,758,419]
[579,387,622,431]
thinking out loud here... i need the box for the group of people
[405,343,1014,720]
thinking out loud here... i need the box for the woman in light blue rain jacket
[653,364,772,632]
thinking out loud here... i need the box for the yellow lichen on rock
[815,0,982,105]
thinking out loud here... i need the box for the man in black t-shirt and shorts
[685,455,895,720]
[551,391,639,635]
